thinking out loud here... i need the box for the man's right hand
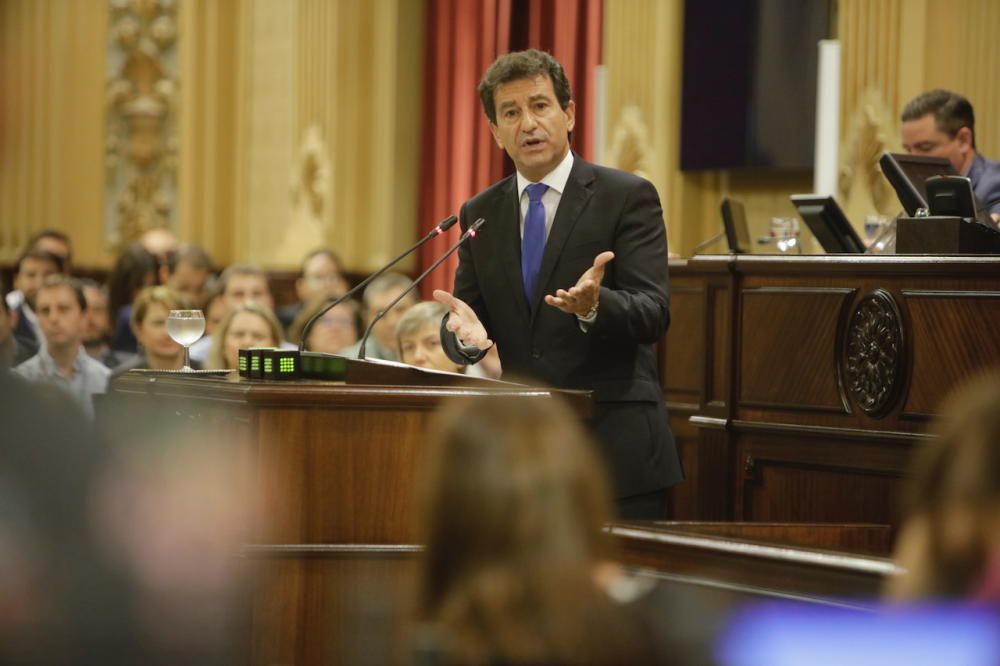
[433,290,492,349]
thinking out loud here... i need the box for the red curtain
[418,0,602,297]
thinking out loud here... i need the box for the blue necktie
[522,183,548,306]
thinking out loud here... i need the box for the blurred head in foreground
[0,372,250,664]
[412,393,654,666]
[889,370,1000,602]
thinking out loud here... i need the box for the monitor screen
[721,198,752,254]
[791,194,866,253]
[879,153,955,216]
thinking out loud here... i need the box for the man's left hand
[544,251,614,316]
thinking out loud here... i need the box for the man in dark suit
[434,49,682,519]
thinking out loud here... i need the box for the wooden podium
[106,369,588,664]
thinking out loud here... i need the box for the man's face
[901,113,974,173]
[169,261,211,298]
[399,321,461,373]
[366,287,416,351]
[15,257,61,309]
[82,286,111,346]
[297,254,348,303]
[36,285,85,352]
[33,238,71,272]
[223,274,273,311]
[490,74,575,182]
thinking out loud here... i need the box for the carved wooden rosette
[840,289,905,417]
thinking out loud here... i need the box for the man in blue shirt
[901,89,1000,222]
[15,275,110,419]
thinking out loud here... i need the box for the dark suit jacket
[442,156,682,497]
[969,153,1000,216]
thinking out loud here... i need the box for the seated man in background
[189,264,276,363]
[79,279,132,369]
[15,276,110,419]
[11,248,64,350]
[901,89,1000,220]
[165,243,214,300]
[4,229,72,312]
[277,248,349,330]
[0,279,36,369]
[339,272,416,361]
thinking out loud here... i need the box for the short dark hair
[901,89,976,148]
[167,243,214,273]
[478,49,573,125]
[27,228,72,259]
[15,248,65,275]
[37,275,87,311]
[300,248,343,276]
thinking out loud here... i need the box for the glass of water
[166,309,206,371]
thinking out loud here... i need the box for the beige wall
[3,0,998,269]
[603,0,1000,255]
[0,0,107,266]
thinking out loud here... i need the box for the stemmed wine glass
[166,309,206,372]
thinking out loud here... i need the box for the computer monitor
[879,152,955,216]
[720,197,751,254]
[790,194,866,253]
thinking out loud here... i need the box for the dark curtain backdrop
[418,0,602,296]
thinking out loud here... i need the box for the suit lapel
[492,176,532,323]
[529,158,595,318]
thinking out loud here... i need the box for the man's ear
[956,126,974,151]
[564,99,576,134]
[489,123,503,149]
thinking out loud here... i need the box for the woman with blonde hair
[889,370,1000,602]
[112,286,195,377]
[410,393,683,666]
[205,303,283,370]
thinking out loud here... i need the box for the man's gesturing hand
[544,251,614,316]
[433,290,493,349]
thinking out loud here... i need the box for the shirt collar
[966,152,985,179]
[516,150,575,200]
[37,345,86,377]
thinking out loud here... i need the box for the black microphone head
[439,215,458,231]
[470,217,486,232]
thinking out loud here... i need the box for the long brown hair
[890,370,1000,599]
[413,393,650,666]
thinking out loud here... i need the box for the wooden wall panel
[739,287,854,412]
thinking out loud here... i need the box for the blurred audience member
[205,303,283,370]
[4,230,72,312]
[278,248,350,330]
[396,302,463,373]
[79,279,131,369]
[108,244,159,353]
[15,276,109,419]
[202,282,227,337]
[0,371,249,664]
[190,264,275,363]
[112,286,197,378]
[409,394,687,666]
[0,280,35,369]
[889,370,1000,603]
[341,272,416,362]
[165,243,214,299]
[139,227,179,268]
[290,296,362,354]
[10,249,64,350]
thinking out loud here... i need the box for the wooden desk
[662,255,1000,526]
[105,374,586,665]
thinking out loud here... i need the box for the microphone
[357,218,486,360]
[299,215,457,351]
[691,231,726,255]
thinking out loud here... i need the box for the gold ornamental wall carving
[105,0,179,249]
